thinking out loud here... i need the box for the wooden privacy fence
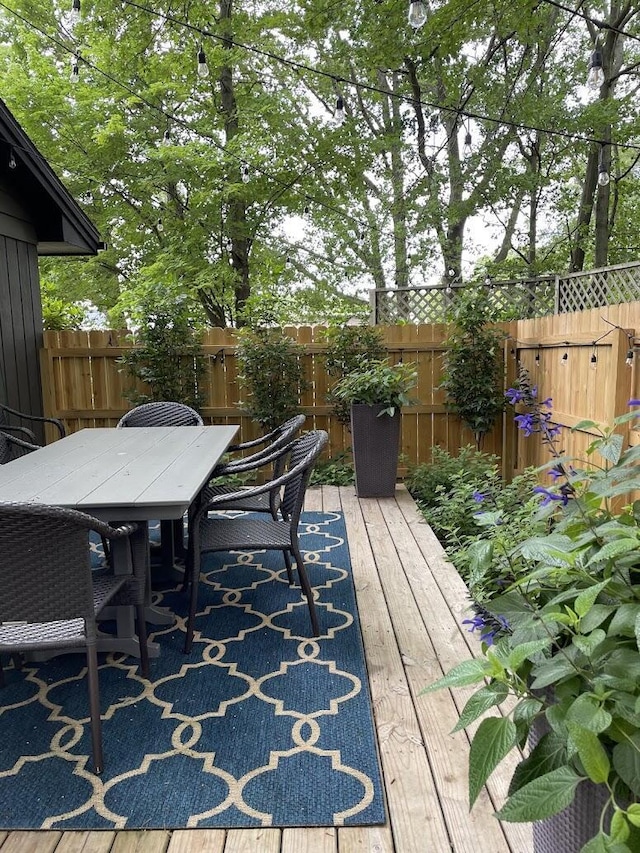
[39,304,640,478]
[39,325,506,473]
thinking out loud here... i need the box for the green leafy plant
[236,327,308,431]
[406,445,500,511]
[331,360,418,417]
[321,324,387,425]
[424,377,640,851]
[309,452,355,486]
[118,296,206,410]
[441,289,506,447]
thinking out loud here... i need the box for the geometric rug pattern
[0,512,385,829]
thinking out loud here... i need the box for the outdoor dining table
[0,424,238,659]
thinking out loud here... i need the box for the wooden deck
[0,486,533,853]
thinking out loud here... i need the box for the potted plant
[424,372,640,852]
[332,360,417,497]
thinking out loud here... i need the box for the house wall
[0,193,46,440]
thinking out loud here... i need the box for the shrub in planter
[332,361,417,496]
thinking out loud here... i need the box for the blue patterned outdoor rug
[0,512,385,829]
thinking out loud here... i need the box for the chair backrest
[0,430,40,466]
[0,503,98,625]
[280,430,329,526]
[117,402,204,428]
[216,413,306,476]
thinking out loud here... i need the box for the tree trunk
[219,0,250,325]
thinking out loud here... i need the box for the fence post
[607,328,635,437]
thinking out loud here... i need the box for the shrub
[309,452,355,486]
[321,324,386,424]
[236,327,307,431]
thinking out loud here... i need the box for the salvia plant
[424,366,640,851]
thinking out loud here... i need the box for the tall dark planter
[350,403,401,497]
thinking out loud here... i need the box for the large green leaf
[596,433,624,465]
[420,658,490,693]
[575,579,611,618]
[508,731,567,795]
[587,540,640,568]
[612,735,640,797]
[566,722,610,784]
[566,694,612,733]
[530,655,578,689]
[452,682,509,732]
[468,717,517,807]
[496,766,583,822]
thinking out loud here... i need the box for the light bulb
[335,96,346,126]
[285,256,291,269]
[560,351,568,366]
[197,46,209,78]
[241,164,250,183]
[161,129,171,147]
[590,352,597,369]
[69,0,81,24]
[408,0,427,29]
[70,59,79,84]
[463,131,472,157]
[598,167,610,187]
[535,351,541,366]
[157,218,164,232]
[626,349,634,367]
[8,149,17,169]
[587,49,605,90]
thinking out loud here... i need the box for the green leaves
[452,682,509,732]
[567,723,610,784]
[612,734,640,797]
[469,717,518,807]
[496,766,583,822]
[421,658,490,692]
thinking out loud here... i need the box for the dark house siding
[0,98,101,442]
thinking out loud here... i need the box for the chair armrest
[0,424,37,442]
[215,438,294,476]
[1,430,41,455]
[0,403,65,439]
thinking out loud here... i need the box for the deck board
[0,486,532,853]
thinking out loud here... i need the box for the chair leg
[135,604,150,679]
[85,642,104,774]
[283,550,294,585]
[184,555,200,654]
[290,544,320,637]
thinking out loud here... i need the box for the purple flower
[533,485,570,506]
[515,412,536,436]
[629,399,640,407]
[548,466,564,482]
[505,388,525,405]
[463,614,510,646]
[472,491,486,502]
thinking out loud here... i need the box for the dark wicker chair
[117,402,204,560]
[117,401,203,428]
[184,429,328,652]
[0,502,150,774]
[199,413,306,517]
[0,429,41,465]
[0,402,65,445]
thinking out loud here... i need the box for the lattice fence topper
[371,261,640,324]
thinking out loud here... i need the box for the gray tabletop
[0,425,239,521]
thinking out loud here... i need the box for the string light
[160,129,171,146]
[407,0,427,29]
[335,95,346,126]
[534,347,541,366]
[8,148,17,169]
[626,347,634,367]
[241,164,250,183]
[560,347,568,366]
[598,145,610,187]
[69,0,81,25]
[463,125,472,157]
[590,345,597,369]
[197,45,209,78]
[156,217,164,232]
[587,45,605,90]
[69,55,80,84]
